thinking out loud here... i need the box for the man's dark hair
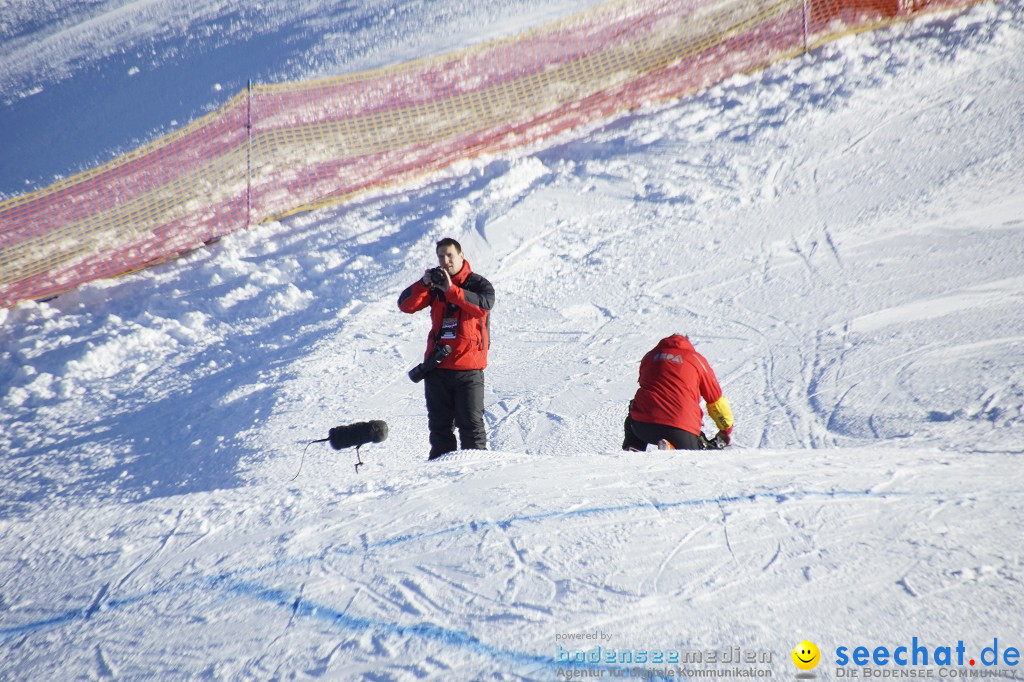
[436,237,462,253]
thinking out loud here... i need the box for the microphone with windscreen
[328,420,388,450]
[294,420,388,478]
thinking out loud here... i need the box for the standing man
[623,334,734,451]
[399,238,494,459]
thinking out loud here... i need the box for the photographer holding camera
[398,238,494,460]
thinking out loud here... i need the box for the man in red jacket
[624,334,733,451]
[399,238,494,459]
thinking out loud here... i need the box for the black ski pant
[425,369,486,459]
[623,415,702,451]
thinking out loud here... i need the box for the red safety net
[0,0,977,308]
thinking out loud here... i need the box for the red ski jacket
[629,334,733,437]
[398,259,494,371]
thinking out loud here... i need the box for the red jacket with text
[629,334,733,437]
[397,259,494,371]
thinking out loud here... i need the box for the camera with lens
[408,344,452,383]
[428,267,447,287]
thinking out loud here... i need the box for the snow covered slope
[2,0,1023,679]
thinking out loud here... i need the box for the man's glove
[715,427,732,446]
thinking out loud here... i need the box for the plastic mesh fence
[0,0,976,307]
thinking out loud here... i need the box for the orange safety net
[0,0,976,308]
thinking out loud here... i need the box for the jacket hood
[656,334,695,353]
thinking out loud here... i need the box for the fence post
[246,79,253,229]
[803,0,810,54]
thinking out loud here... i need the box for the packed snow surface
[2,0,1023,679]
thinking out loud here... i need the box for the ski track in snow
[3,451,1023,676]
[2,0,1024,678]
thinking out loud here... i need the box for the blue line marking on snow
[338,487,911,555]
[220,578,565,671]
[0,487,912,662]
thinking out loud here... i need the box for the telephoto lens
[408,364,427,383]
[408,344,452,382]
[429,267,447,286]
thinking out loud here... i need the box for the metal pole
[803,0,810,54]
[246,79,253,229]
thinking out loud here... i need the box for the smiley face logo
[792,641,820,670]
